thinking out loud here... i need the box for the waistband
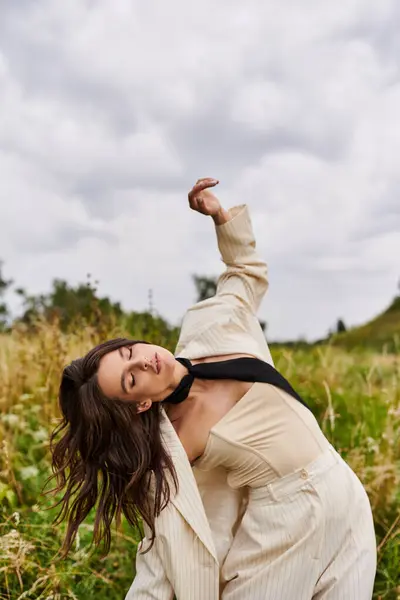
[249,445,342,502]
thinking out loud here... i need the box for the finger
[188,193,201,210]
[195,177,218,185]
[196,177,214,184]
[188,188,205,210]
[188,197,203,212]
[188,189,207,211]
[188,179,218,201]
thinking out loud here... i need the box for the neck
[156,358,212,405]
[151,358,191,403]
[171,359,190,391]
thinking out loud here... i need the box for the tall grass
[0,321,399,599]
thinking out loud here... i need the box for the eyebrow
[118,347,128,394]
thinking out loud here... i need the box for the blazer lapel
[159,410,219,563]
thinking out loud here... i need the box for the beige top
[194,382,329,488]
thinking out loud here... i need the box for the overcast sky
[0,0,399,341]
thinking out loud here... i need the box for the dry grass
[1,321,399,599]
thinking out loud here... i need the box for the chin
[158,347,175,363]
[163,352,176,370]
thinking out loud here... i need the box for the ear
[136,399,153,414]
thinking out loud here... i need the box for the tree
[13,275,180,346]
[192,275,218,302]
[16,275,123,331]
[259,319,267,333]
[336,319,347,334]
[0,261,13,332]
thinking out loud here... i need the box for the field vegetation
[0,269,399,599]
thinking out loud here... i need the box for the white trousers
[221,446,377,600]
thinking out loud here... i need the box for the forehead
[97,347,124,398]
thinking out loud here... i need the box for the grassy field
[0,321,399,599]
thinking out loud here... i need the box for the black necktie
[162,357,311,412]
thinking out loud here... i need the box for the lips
[155,353,161,374]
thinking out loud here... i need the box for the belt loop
[266,482,278,502]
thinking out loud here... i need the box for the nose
[129,356,151,371]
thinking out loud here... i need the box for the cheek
[158,347,175,366]
[140,372,160,394]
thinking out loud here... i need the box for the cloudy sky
[0,0,399,341]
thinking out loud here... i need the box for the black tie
[162,357,311,412]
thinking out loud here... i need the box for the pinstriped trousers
[220,446,377,599]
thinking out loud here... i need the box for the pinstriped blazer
[126,204,273,600]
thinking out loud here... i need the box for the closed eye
[127,346,135,388]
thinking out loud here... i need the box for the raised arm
[176,179,272,367]
[188,178,268,313]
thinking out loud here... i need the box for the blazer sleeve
[125,528,174,600]
[175,203,272,361]
[214,204,268,313]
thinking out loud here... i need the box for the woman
[51,178,377,600]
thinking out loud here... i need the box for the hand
[188,177,224,219]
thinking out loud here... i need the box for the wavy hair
[48,338,178,556]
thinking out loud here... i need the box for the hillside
[331,296,400,352]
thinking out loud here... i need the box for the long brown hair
[49,338,178,557]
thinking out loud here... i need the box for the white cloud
[0,0,399,340]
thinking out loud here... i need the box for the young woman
[52,178,377,600]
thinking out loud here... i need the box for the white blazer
[126,205,273,600]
